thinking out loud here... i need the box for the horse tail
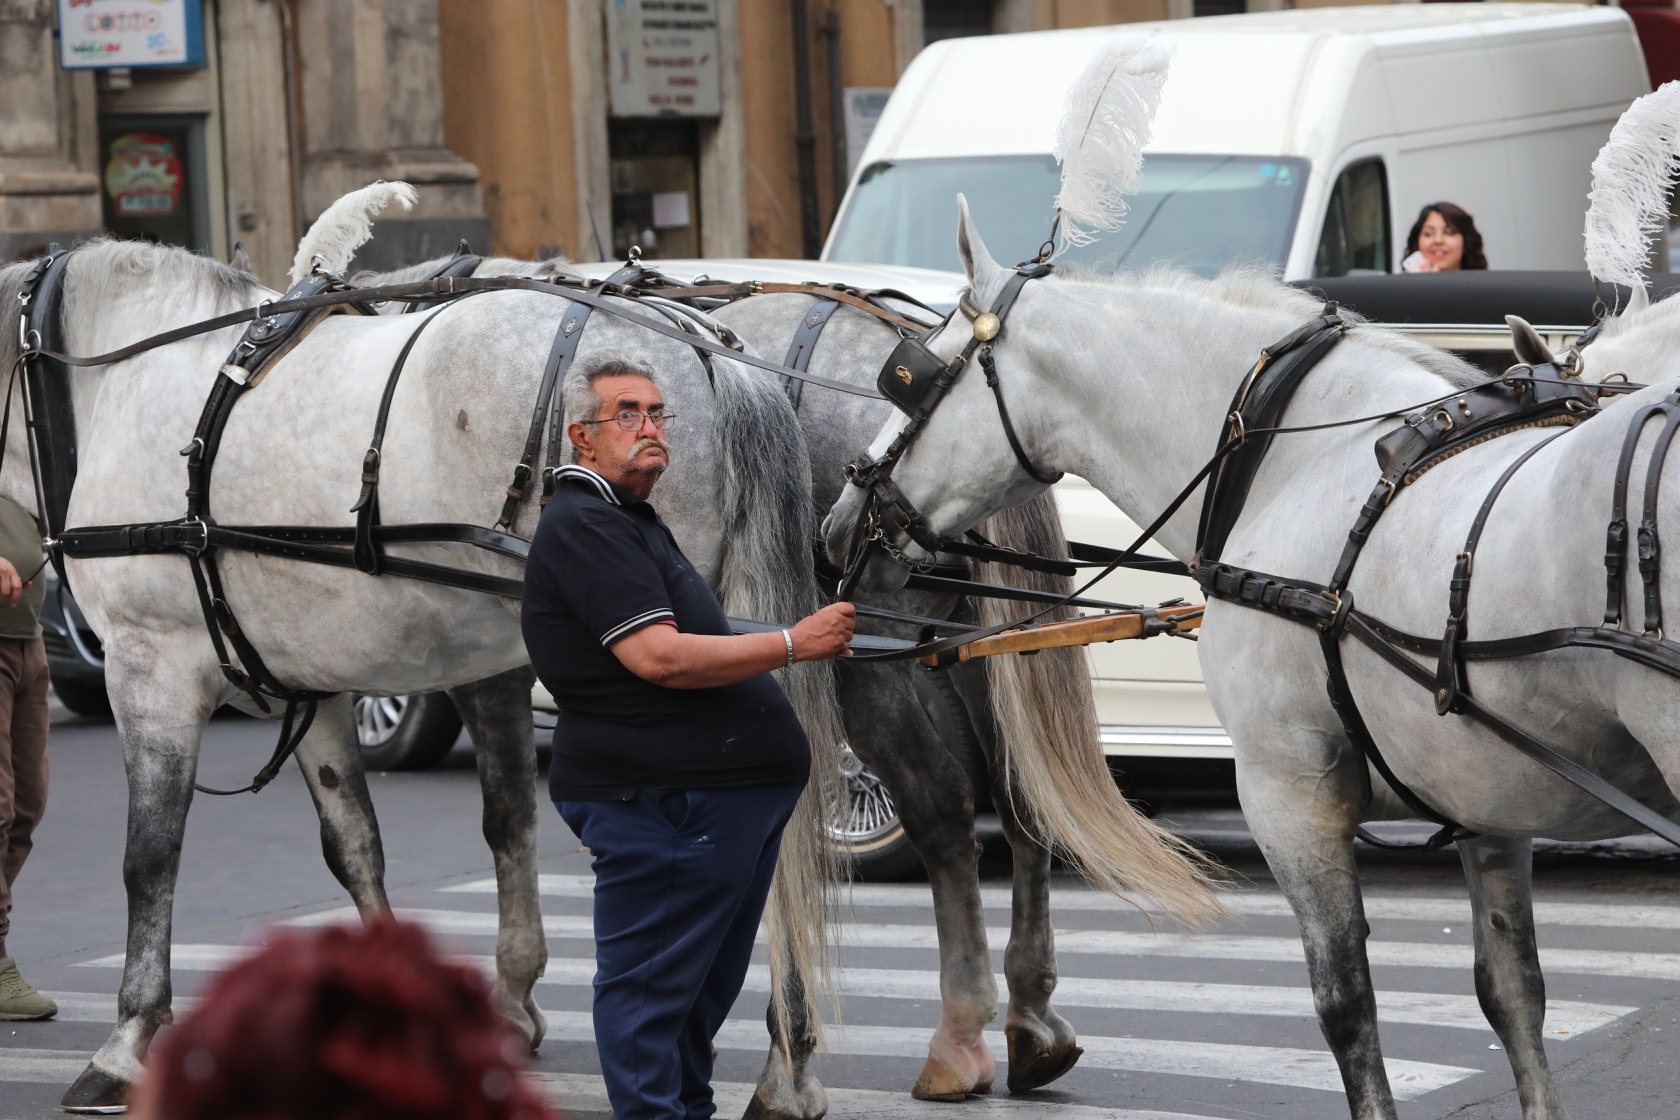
[290,180,418,284]
[707,351,844,1050]
[974,493,1227,928]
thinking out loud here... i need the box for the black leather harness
[1189,309,1680,849]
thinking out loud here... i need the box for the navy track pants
[558,782,805,1120]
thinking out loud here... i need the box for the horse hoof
[524,1000,547,1052]
[741,1084,828,1120]
[1006,1043,1084,1093]
[60,1063,129,1113]
[912,1054,984,1101]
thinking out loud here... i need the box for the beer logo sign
[104,133,183,217]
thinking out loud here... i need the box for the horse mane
[1050,264,1487,390]
[65,237,265,302]
[352,253,582,287]
[1599,285,1680,341]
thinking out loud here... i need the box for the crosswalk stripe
[0,1048,92,1084]
[533,1071,1227,1119]
[41,962,1636,1040]
[444,874,1680,930]
[117,908,1680,984]
[537,1009,1476,1099]
[24,987,1474,1098]
[77,944,250,971]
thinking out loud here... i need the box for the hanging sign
[58,0,206,70]
[607,0,721,118]
[104,133,185,216]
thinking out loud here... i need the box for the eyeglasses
[581,409,673,432]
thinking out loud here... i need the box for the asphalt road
[5,705,1680,1119]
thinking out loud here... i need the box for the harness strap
[1196,304,1347,566]
[780,298,839,411]
[1604,391,1680,628]
[649,280,930,331]
[1434,432,1567,715]
[539,307,598,506]
[498,303,589,528]
[1638,397,1680,636]
[352,304,464,572]
[978,346,1063,485]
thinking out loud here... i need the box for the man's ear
[567,421,592,457]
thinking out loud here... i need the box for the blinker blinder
[876,335,958,416]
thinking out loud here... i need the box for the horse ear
[1505,315,1556,366]
[955,194,1006,296]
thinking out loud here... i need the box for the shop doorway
[609,119,700,261]
[97,116,211,252]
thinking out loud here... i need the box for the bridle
[837,262,1066,599]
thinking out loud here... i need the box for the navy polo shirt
[522,465,810,801]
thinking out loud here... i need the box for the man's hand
[0,558,27,609]
[791,602,855,661]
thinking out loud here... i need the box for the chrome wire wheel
[828,747,901,848]
[354,694,411,748]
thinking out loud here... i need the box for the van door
[1315,159,1391,277]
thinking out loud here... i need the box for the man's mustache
[626,436,671,470]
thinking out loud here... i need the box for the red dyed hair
[134,919,556,1120]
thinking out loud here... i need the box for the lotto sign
[58,0,205,69]
[607,0,721,117]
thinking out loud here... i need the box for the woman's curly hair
[134,919,555,1120]
[1405,201,1488,270]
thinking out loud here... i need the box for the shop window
[1315,159,1390,277]
[98,117,210,252]
[609,119,700,261]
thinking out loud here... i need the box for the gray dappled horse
[0,233,844,1112]
[826,202,1680,1120]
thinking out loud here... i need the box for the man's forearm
[611,626,789,689]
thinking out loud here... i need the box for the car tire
[828,748,927,881]
[353,692,463,771]
[51,677,112,718]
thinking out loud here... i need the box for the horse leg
[447,667,548,1050]
[950,661,1082,1092]
[291,693,388,914]
[743,971,826,1120]
[867,665,998,1100]
[1238,738,1396,1120]
[1460,835,1563,1119]
[62,662,213,1112]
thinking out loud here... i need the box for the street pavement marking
[445,874,1680,931]
[0,1048,93,1084]
[222,905,1680,982]
[538,1009,1477,1099]
[85,906,1680,989]
[78,943,251,971]
[533,1071,1225,1119]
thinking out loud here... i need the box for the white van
[824,4,1648,280]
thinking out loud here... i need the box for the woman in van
[1401,202,1488,272]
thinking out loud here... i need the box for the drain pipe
[822,5,848,223]
[791,0,821,258]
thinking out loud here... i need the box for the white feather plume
[1052,35,1170,250]
[1585,82,1680,303]
[289,180,418,284]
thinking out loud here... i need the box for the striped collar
[552,464,623,506]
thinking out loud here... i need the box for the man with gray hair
[521,356,853,1120]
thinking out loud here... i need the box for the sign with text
[607,0,721,118]
[59,0,205,69]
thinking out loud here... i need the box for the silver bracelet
[781,628,795,668]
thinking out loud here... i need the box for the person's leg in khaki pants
[0,636,55,1019]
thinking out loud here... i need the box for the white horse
[824,203,1680,1120]
[1,226,844,1111]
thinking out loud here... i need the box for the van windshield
[825,154,1310,277]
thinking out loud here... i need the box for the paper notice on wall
[843,88,893,178]
[652,191,690,229]
[608,0,722,117]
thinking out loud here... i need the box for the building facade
[3,0,1612,286]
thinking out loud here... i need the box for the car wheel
[51,677,112,718]
[353,691,463,771]
[827,747,926,880]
